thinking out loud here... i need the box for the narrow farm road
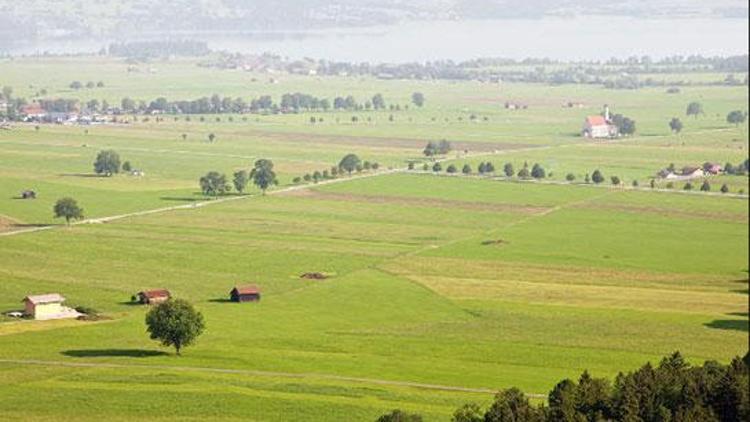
[0,358,545,398]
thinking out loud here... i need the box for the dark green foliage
[611,176,621,185]
[566,173,576,182]
[122,161,132,172]
[684,182,693,190]
[250,159,277,193]
[591,169,604,184]
[446,164,458,173]
[720,184,729,193]
[407,162,415,170]
[53,197,84,224]
[339,153,361,174]
[686,101,704,118]
[375,409,423,422]
[453,352,748,422]
[531,163,546,179]
[145,299,205,355]
[611,114,636,135]
[462,164,472,174]
[700,180,711,192]
[451,403,483,422]
[423,140,452,157]
[503,162,514,177]
[484,388,544,422]
[199,171,230,196]
[669,117,684,133]
[94,149,121,176]
[432,162,442,172]
[411,92,425,107]
[233,170,249,193]
[726,110,747,126]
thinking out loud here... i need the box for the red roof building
[230,285,261,302]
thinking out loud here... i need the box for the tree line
[292,154,381,184]
[375,351,749,422]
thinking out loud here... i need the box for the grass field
[0,56,747,420]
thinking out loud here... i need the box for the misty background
[0,0,747,61]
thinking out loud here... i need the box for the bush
[632,180,639,187]
[591,169,604,184]
[684,182,693,190]
[446,164,457,173]
[432,162,442,172]
[407,162,415,170]
[376,409,423,422]
[565,173,576,182]
[530,163,546,179]
[462,164,472,174]
[700,180,711,191]
[666,182,674,189]
[720,184,729,193]
[611,176,621,185]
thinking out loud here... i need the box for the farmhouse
[681,167,704,178]
[582,106,618,139]
[22,294,80,320]
[20,104,47,121]
[135,289,171,305]
[230,285,261,302]
[705,163,723,175]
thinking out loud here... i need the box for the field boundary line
[0,358,544,398]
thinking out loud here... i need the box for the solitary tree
[233,170,249,194]
[411,92,425,107]
[250,159,277,194]
[686,102,704,119]
[611,175,621,185]
[462,164,472,174]
[53,197,84,225]
[145,299,205,355]
[669,117,683,134]
[591,169,605,184]
[181,133,187,141]
[503,162,514,177]
[94,150,121,176]
[199,171,229,196]
[339,153,361,175]
[726,110,747,127]
[207,133,216,143]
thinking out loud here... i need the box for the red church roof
[585,115,607,126]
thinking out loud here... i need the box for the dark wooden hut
[230,285,260,303]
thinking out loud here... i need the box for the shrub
[720,184,729,193]
[566,173,576,182]
[446,164,457,173]
[611,176,621,185]
[700,180,711,191]
[684,182,693,190]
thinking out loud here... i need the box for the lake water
[4,16,748,62]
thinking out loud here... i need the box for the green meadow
[0,57,747,420]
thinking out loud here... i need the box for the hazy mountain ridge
[0,0,746,41]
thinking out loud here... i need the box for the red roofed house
[230,285,261,303]
[135,289,171,305]
[20,103,47,120]
[705,163,722,175]
[582,105,618,139]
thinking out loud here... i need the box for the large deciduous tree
[339,153,361,175]
[145,299,205,355]
[199,171,230,196]
[250,159,277,194]
[53,197,84,225]
[94,150,121,176]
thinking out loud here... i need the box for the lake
[3,16,748,62]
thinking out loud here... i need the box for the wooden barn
[135,289,171,305]
[22,294,80,320]
[230,285,261,303]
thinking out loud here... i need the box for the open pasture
[0,173,746,420]
[0,56,747,420]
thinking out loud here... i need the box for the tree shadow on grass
[207,298,233,303]
[62,349,168,358]
[704,317,749,333]
[59,173,108,178]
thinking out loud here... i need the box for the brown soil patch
[284,189,551,215]
[577,203,748,224]
[228,128,538,153]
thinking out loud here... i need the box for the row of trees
[69,80,104,90]
[377,352,749,422]
[411,161,549,180]
[200,159,278,196]
[120,92,410,115]
[292,154,380,184]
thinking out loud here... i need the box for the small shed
[230,285,261,303]
[22,294,79,320]
[136,289,171,305]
